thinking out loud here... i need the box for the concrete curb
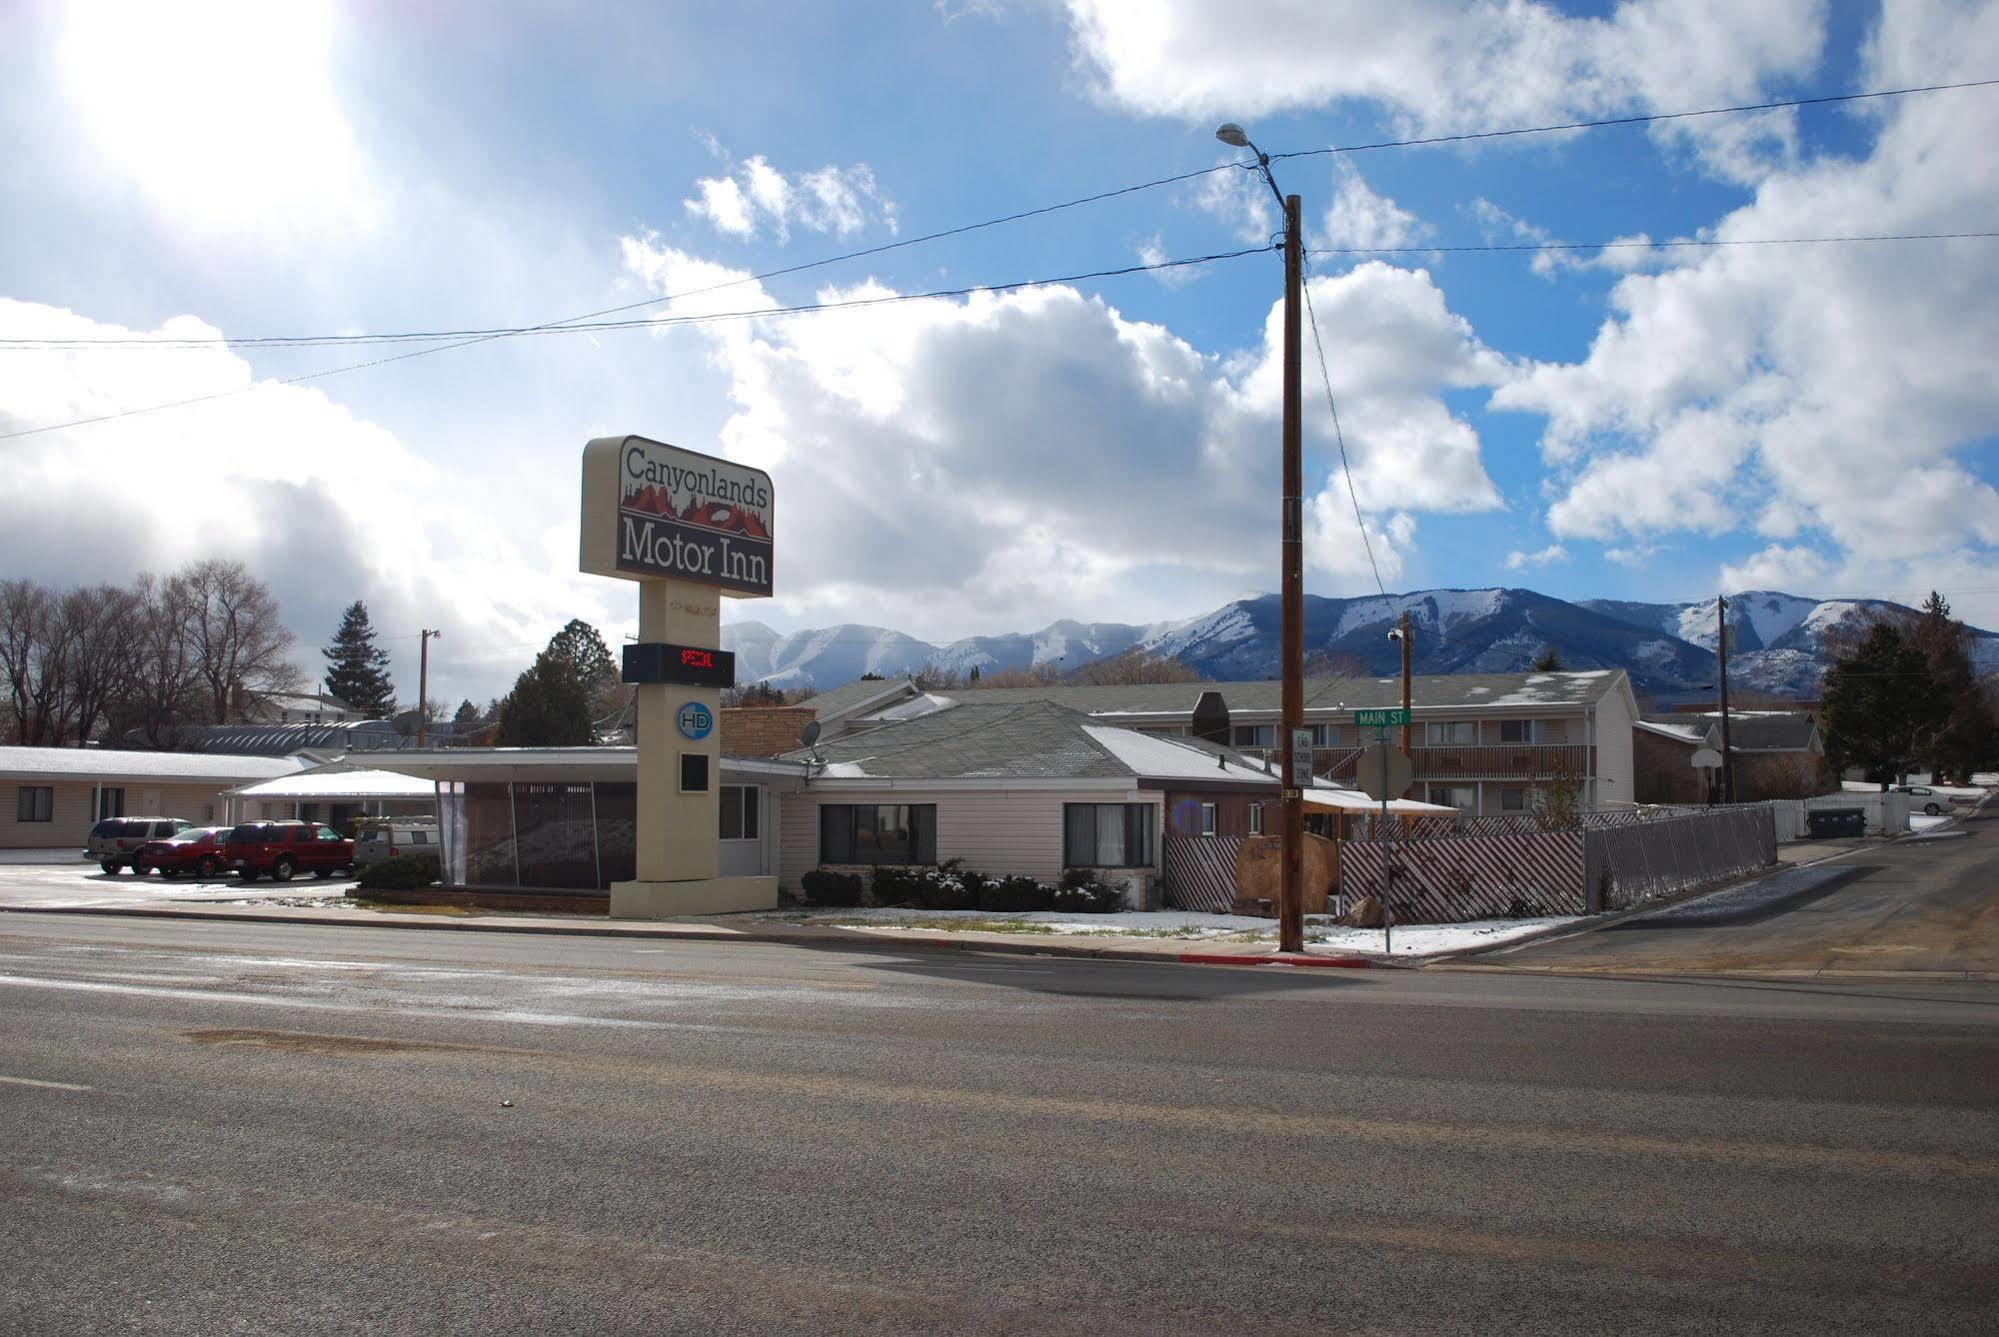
[0,901,1402,970]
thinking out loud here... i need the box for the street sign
[1355,708,1411,728]
[1290,728,1314,787]
[1355,741,1413,801]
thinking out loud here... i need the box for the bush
[1050,871,1123,914]
[910,862,984,910]
[869,865,921,907]
[354,853,441,892]
[979,874,1052,913]
[801,868,864,906]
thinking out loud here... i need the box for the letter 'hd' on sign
[579,435,775,597]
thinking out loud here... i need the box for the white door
[141,788,163,815]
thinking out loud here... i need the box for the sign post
[581,434,776,918]
[1354,722,1413,956]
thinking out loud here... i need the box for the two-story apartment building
[806,670,1641,816]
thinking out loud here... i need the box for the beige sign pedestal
[580,434,778,920]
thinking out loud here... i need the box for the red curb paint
[1176,952,1373,969]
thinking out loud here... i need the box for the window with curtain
[1425,721,1476,746]
[1062,803,1156,868]
[16,787,52,822]
[1499,719,1544,743]
[819,805,935,865]
[1232,725,1275,748]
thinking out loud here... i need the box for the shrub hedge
[801,868,865,906]
[354,853,441,891]
[803,863,1125,914]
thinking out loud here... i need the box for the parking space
[0,856,361,911]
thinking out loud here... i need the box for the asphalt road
[2,913,1995,1335]
[1490,805,1997,976]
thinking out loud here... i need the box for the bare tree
[1070,650,1205,686]
[183,560,301,723]
[58,584,144,745]
[117,572,208,747]
[910,664,963,691]
[0,579,54,744]
[970,662,1065,689]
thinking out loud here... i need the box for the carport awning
[223,769,437,802]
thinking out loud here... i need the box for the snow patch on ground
[762,906,1574,954]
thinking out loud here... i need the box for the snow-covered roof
[945,669,1627,718]
[225,768,438,800]
[0,746,306,784]
[1634,719,1711,745]
[1302,788,1460,814]
[1082,725,1278,783]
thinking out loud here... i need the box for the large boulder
[1337,894,1384,928]
[1233,833,1335,915]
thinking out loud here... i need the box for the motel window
[16,786,53,823]
[1232,725,1275,749]
[1248,802,1263,836]
[1199,803,1218,836]
[820,804,935,866]
[1499,719,1544,744]
[720,785,760,841]
[95,787,125,820]
[1499,787,1529,813]
[1431,785,1478,814]
[1063,803,1156,869]
[1425,721,1477,747]
[1308,724,1339,748]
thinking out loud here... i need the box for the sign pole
[1379,729,1392,956]
[1278,191,1305,957]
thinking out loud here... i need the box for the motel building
[2,746,308,848]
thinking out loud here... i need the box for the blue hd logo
[676,702,714,741]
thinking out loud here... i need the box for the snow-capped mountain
[727,589,1997,701]
[721,618,1160,690]
[1579,591,1999,696]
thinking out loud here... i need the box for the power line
[1299,272,1385,600]
[1269,77,1999,161]
[1307,230,1999,258]
[0,246,1269,441]
[23,229,1991,357]
[0,248,1271,353]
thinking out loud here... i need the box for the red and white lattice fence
[1340,830,1585,923]
[1161,835,1245,913]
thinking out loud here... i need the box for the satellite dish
[1691,747,1722,770]
[800,720,822,749]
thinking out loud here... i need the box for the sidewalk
[0,894,1414,969]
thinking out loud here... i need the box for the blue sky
[2,0,1996,704]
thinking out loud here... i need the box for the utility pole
[1216,121,1305,954]
[1715,597,1733,804]
[417,629,440,749]
[1398,610,1414,763]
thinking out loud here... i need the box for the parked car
[221,822,356,882]
[1895,785,1954,816]
[352,820,440,868]
[86,817,193,874]
[131,826,235,879]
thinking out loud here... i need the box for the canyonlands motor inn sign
[579,434,774,598]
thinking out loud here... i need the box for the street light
[1218,120,1306,954]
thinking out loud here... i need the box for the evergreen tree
[1532,646,1565,672]
[321,601,395,717]
[453,698,480,726]
[1821,621,1938,787]
[1909,592,1999,782]
[496,650,593,746]
[544,619,621,716]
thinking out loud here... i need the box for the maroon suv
[221,822,355,882]
[132,826,234,879]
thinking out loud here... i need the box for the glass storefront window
[512,783,598,890]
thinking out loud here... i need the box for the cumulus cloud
[1321,165,1428,253]
[1065,0,1825,181]
[1719,543,1831,592]
[1504,544,1569,570]
[0,300,623,706]
[617,240,1508,631]
[684,152,897,243]
[1496,3,1999,624]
